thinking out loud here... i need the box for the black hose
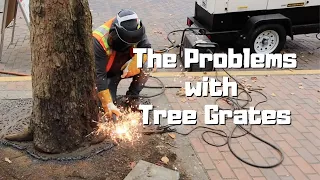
[120,27,284,169]
[143,72,284,168]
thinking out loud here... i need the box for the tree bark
[29,0,98,153]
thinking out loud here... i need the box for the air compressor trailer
[185,0,319,55]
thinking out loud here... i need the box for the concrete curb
[0,90,32,99]
[151,88,210,180]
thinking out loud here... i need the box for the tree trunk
[29,0,98,153]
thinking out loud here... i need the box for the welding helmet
[108,9,145,52]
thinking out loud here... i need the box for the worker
[93,9,151,119]
[3,9,151,143]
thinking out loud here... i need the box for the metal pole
[0,0,10,61]
[10,1,18,44]
[17,0,30,29]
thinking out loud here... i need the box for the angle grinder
[112,113,117,123]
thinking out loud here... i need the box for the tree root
[4,126,108,149]
[88,132,108,145]
[4,128,34,142]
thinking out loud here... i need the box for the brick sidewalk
[161,74,320,180]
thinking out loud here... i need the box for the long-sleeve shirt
[94,34,152,92]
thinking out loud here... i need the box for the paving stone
[123,160,179,180]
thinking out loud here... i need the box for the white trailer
[185,0,320,54]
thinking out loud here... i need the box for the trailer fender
[240,14,293,45]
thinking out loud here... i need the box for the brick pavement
[159,74,320,180]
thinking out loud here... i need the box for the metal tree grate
[0,96,153,161]
[0,96,152,139]
[0,98,32,139]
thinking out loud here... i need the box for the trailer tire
[249,24,286,54]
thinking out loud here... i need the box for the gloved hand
[98,89,122,118]
[121,54,148,78]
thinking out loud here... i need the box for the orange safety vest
[93,17,135,72]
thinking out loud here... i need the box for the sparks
[94,110,143,144]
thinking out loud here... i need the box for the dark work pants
[93,37,150,105]
[105,70,149,103]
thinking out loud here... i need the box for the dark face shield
[108,24,145,52]
[114,21,145,44]
[108,11,146,52]
[108,30,132,52]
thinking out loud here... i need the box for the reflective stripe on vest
[93,17,115,56]
[105,46,135,72]
[106,51,116,72]
[93,17,116,72]
[93,17,136,73]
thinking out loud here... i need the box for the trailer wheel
[249,24,286,54]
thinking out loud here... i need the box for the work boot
[125,97,142,112]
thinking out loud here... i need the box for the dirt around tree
[0,134,190,180]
